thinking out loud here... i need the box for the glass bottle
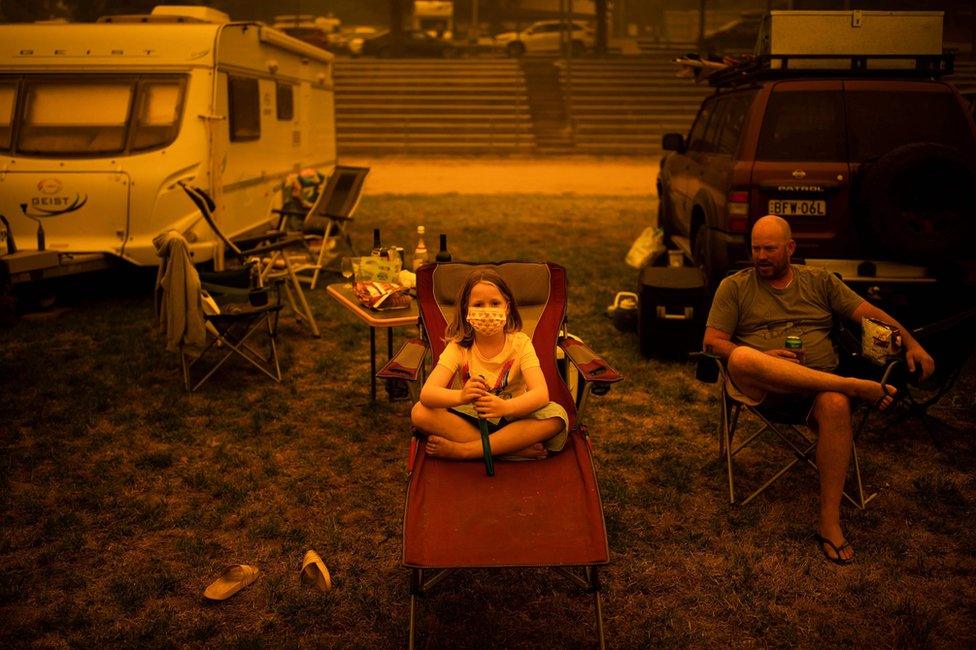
[435,233,452,262]
[371,228,382,256]
[412,226,428,271]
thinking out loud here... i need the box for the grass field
[1,194,975,648]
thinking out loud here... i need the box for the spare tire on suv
[856,142,976,264]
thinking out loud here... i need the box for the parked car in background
[352,29,460,58]
[700,12,762,58]
[494,20,593,57]
[344,26,379,56]
[272,14,342,53]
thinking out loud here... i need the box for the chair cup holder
[695,352,720,384]
[248,288,269,307]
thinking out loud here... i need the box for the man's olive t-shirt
[706,265,865,371]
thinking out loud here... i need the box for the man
[703,215,935,564]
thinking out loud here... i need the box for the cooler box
[638,266,706,359]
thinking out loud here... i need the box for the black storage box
[638,266,707,359]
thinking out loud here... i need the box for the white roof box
[758,11,943,57]
[150,5,230,23]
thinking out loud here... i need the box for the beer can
[785,335,804,363]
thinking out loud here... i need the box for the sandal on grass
[815,534,855,566]
[300,549,333,593]
[203,564,260,600]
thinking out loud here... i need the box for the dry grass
[1,194,974,648]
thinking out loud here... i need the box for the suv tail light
[727,190,750,232]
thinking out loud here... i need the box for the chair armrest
[242,235,306,257]
[271,208,307,217]
[377,338,428,382]
[233,230,287,251]
[558,336,623,391]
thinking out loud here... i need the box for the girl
[411,269,569,460]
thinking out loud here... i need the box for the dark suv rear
[657,54,976,294]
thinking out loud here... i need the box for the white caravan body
[0,10,336,279]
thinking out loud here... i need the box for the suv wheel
[506,41,525,57]
[857,142,976,263]
[693,226,715,290]
[658,191,676,240]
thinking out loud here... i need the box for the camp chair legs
[259,251,320,338]
[181,309,282,392]
[720,400,877,509]
[407,566,606,650]
[554,566,607,650]
[299,230,354,290]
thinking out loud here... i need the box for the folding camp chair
[697,324,902,509]
[154,232,284,392]
[377,261,623,649]
[178,182,321,337]
[271,165,370,289]
[184,266,284,391]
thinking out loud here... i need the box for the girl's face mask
[466,306,507,336]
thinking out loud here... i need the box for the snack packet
[354,281,411,311]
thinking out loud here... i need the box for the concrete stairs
[519,59,574,152]
[333,59,534,154]
[558,57,712,155]
[333,55,709,156]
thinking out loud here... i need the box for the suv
[494,21,593,57]
[657,54,976,295]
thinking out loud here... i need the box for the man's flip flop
[300,550,333,593]
[815,534,854,566]
[875,361,906,411]
[203,564,260,600]
[874,383,898,411]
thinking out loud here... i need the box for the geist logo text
[26,178,88,218]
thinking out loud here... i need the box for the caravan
[0,5,337,282]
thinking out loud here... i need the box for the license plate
[767,199,826,217]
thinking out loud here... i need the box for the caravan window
[0,82,14,150]
[6,75,185,156]
[276,82,294,121]
[228,76,260,141]
[19,82,133,154]
[132,81,185,151]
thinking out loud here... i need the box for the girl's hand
[460,377,489,404]
[475,393,509,419]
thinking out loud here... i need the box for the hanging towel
[153,230,206,354]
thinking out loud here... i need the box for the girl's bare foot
[507,443,548,460]
[847,378,897,410]
[425,435,480,460]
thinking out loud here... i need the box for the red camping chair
[378,261,623,649]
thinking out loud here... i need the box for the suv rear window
[756,90,846,161]
[845,90,976,161]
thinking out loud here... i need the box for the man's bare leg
[812,391,855,562]
[425,418,562,460]
[728,346,895,407]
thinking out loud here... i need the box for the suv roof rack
[708,53,954,88]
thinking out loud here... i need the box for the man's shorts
[449,401,569,452]
[725,375,818,428]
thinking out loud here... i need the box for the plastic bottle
[435,233,452,262]
[412,226,428,271]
